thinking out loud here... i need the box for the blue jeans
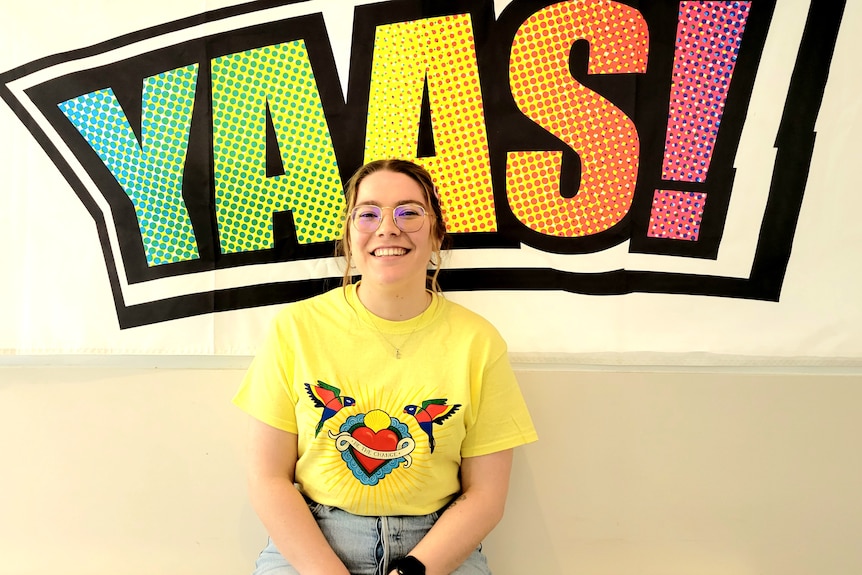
[253,499,492,575]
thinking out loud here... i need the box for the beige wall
[1,365,861,574]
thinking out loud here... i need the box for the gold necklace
[360,294,431,359]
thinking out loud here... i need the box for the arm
[393,449,514,575]
[246,417,350,575]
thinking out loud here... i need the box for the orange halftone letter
[507,0,648,237]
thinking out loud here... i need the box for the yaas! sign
[1,0,841,327]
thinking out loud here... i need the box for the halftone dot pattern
[647,189,706,240]
[212,41,344,254]
[507,0,648,237]
[364,14,496,233]
[662,1,751,182]
[58,64,201,266]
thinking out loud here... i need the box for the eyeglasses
[349,203,429,233]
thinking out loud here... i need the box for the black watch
[391,555,426,575]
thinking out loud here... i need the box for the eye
[355,207,380,220]
[396,205,424,218]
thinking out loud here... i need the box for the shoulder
[441,296,501,331]
[270,286,350,326]
[438,296,508,352]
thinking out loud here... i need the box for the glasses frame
[349,203,430,233]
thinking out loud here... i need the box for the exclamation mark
[648,1,751,241]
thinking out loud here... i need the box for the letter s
[507,0,648,237]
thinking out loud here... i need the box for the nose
[376,208,401,236]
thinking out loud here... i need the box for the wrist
[390,555,426,575]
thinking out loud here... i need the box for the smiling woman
[232,158,538,575]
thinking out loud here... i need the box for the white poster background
[1,0,860,365]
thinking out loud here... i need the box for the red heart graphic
[351,427,398,475]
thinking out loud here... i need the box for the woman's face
[349,169,436,291]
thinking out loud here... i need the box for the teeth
[374,247,407,257]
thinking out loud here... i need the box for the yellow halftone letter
[365,14,496,233]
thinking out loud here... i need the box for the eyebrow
[354,199,427,207]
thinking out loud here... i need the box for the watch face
[395,555,426,575]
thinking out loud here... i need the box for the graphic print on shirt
[328,409,416,486]
[304,382,464,488]
[403,399,461,453]
[304,380,356,437]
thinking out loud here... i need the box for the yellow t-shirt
[233,284,537,516]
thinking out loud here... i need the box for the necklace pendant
[395,348,401,359]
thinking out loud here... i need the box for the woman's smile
[371,247,409,257]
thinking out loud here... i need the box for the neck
[356,281,431,321]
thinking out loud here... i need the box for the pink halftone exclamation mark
[648,1,751,241]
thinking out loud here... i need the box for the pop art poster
[1,0,860,364]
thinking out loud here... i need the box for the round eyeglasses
[349,203,429,233]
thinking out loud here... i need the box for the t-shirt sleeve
[460,340,538,458]
[232,312,299,433]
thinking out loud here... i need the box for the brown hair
[336,159,449,292]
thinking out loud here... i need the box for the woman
[233,159,537,575]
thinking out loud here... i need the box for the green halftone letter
[212,41,343,254]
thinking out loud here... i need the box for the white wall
[2,365,861,575]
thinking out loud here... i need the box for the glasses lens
[352,206,382,232]
[393,204,427,232]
